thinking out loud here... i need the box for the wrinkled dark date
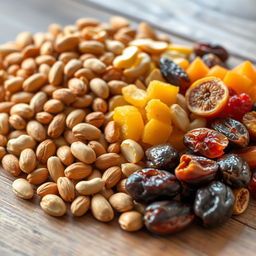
[193,42,229,62]
[211,118,249,148]
[175,154,218,185]
[146,143,180,171]
[180,182,197,203]
[144,200,195,235]
[202,53,224,68]
[217,154,251,188]
[194,181,235,227]
[183,128,229,159]
[248,171,256,199]
[125,168,181,203]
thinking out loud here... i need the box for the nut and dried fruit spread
[0,16,256,236]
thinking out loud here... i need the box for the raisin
[202,53,224,68]
[125,168,181,203]
[183,128,229,159]
[211,118,249,147]
[217,154,251,188]
[145,143,180,172]
[218,93,252,121]
[248,171,256,199]
[160,58,190,93]
[193,42,229,62]
[144,200,195,235]
[175,154,218,185]
[242,111,256,140]
[194,181,235,227]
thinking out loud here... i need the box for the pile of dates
[125,117,256,235]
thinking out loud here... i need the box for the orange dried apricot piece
[122,84,148,108]
[147,80,179,106]
[233,61,256,84]
[186,57,209,83]
[113,105,144,141]
[185,76,229,117]
[142,119,172,145]
[173,58,189,70]
[223,71,252,95]
[207,65,228,80]
[145,99,171,124]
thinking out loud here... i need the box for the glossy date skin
[194,181,235,228]
[217,154,251,188]
[175,154,218,185]
[211,118,249,148]
[125,168,181,203]
[144,200,195,235]
[146,143,180,172]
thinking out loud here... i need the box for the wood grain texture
[0,0,256,256]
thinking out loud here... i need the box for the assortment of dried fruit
[0,16,256,236]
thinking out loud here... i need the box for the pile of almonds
[0,16,173,232]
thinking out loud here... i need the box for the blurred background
[0,0,255,61]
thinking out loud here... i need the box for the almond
[118,211,143,231]
[89,78,109,99]
[64,162,92,180]
[57,145,74,166]
[40,194,67,216]
[2,154,21,176]
[88,141,106,157]
[72,123,101,140]
[10,103,34,119]
[47,113,66,138]
[70,141,96,164]
[104,121,120,143]
[83,58,106,74]
[36,139,56,163]
[36,112,53,124]
[26,120,47,142]
[52,88,76,105]
[48,61,64,86]
[0,113,10,135]
[95,153,121,170]
[23,73,46,92]
[66,109,86,129]
[4,77,24,93]
[37,182,58,197]
[55,35,79,52]
[30,91,48,113]
[85,112,105,128]
[19,148,36,173]
[27,168,49,185]
[68,78,87,96]
[43,99,64,113]
[47,156,65,182]
[9,115,26,130]
[57,177,75,202]
[12,178,34,199]
[64,59,82,78]
[102,166,122,188]
[71,196,90,217]
[109,192,134,212]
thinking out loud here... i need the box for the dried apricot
[207,65,228,80]
[183,128,229,159]
[242,111,256,140]
[122,84,148,107]
[185,77,229,117]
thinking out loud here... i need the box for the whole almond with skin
[16,32,33,48]
[48,61,64,86]
[75,178,105,195]
[52,88,76,105]
[79,41,105,54]
[71,196,90,217]
[12,178,34,199]
[64,162,92,180]
[95,153,121,170]
[116,178,128,193]
[102,166,122,188]
[23,73,46,92]
[43,99,64,113]
[2,154,21,176]
[66,109,86,129]
[57,177,75,202]
[9,115,26,130]
[104,121,120,143]
[10,103,34,119]
[40,194,67,217]
[64,59,82,78]
[11,92,34,103]
[7,135,36,155]
[72,94,93,108]
[55,35,79,52]
[83,58,106,74]
[107,142,120,153]
[89,78,109,99]
[108,80,128,95]
[48,113,66,138]
[0,135,7,147]
[19,148,36,173]
[30,91,48,113]
[100,187,114,199]
[109,192,134,212]
[85,112,105,128]
[64,130,79,144]
[4,77,23,93]
[121,163,141,177]
[27,168,49,185]
[71,141,96,164]
[47,156,65,182]
[0,113,9,135]
[57,145,74,166]
[26,120,46,142]
[0,102,15,113]
[36,139,56,163]
[68,78,87,96]
[36,112,53,124]
[91,194,114,222]
[54,136,68,148]
[37,182,58,197]
[88,141,106,157]
[72,123,101,140]
[118,211,143,231]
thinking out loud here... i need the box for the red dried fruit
[219,93,252,121]
[175,154,218,185]
[248,171,256,199]
[160,58,190,94]
[193,42,229,62]
[242,111,256,140]
[183,128,229,159]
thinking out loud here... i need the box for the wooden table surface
[0,1,256,256]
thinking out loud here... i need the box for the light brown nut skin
[12,178,34,199]
[118,211,144,231]
[71,196,90,217]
